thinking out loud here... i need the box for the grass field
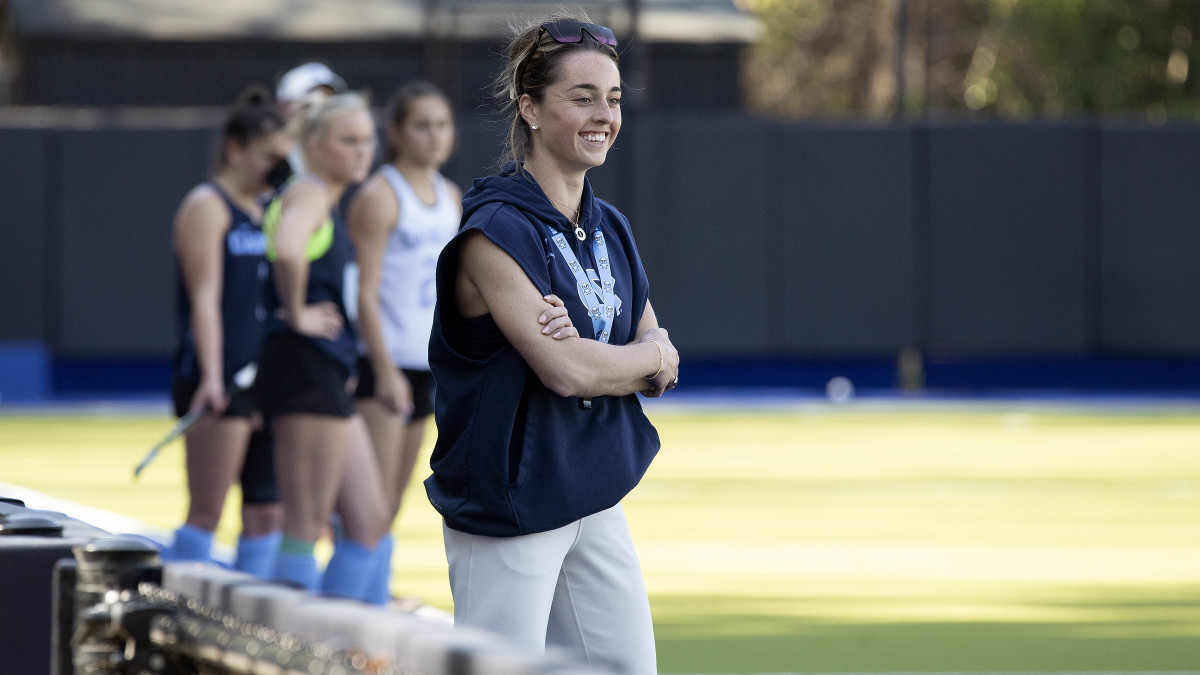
[4,399,1200,672]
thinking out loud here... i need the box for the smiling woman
[423,12,680,675]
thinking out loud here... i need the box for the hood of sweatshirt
[460,163,597,236]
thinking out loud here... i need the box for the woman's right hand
[189,376,228,416]
[639,328,679,397]
[285,301,344,340]
[377,367,415,418]
[538,294,579,340]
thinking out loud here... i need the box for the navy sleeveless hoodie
[424,165,661,537]
[173,182,268,383]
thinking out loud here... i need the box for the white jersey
[375,164,459,370]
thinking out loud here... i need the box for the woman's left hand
[539,294,579,340]
[639,327,679,397]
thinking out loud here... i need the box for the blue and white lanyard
[548,225,622,343]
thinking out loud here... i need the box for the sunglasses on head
[540,21,618,47]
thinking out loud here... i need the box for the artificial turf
[4,402,1200,672]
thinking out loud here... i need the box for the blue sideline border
[5,347,1200,403]
[0,342,50,403]
[679,356,1200,393]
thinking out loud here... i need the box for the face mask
[265,156,294,190]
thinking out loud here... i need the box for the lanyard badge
[549,226,622,343]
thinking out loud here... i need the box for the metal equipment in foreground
[1,497,611,674]
[49,533,608,674]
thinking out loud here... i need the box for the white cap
[276,62,348,103]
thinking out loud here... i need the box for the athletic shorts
[256,332,356,418]
[353,357,435,419]
[170,373,278,505]
[171,374,257,419]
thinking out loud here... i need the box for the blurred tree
[983,0,1200,118]
[740,0,903,116]
[739,0,1200,119]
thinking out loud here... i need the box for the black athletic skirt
[256,332,356,418]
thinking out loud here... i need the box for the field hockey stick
[132,363,258,479]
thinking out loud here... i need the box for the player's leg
[271,413,350,590]
[323,414,389,600]
[258,333,361,590]
[356,396,404,514]
[391,369,433,512]
[234,426,282,577]
[359,367,432,603]
[168,416,253,561]
[356,387,402,604]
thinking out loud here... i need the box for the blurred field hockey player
[347,81,461,605]
[255,91,390,599]
[166,86,290,576]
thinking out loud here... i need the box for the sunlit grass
[627,407,1200,671]
[4,404,1200,671]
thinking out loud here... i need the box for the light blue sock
[320,539,375,600]
[166,524,213,562]
[234,531,281,579]
[363,534,394,605]
[273,536,318,591]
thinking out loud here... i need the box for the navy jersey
[173,182,269,384]
[261,181,359,375]
[425,165,660,537]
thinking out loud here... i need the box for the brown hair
[384,80,454,163]
[215,85,285,170]
[493,12,620,169]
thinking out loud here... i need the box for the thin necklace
[523,163,586,239]
[545,192,580,224]
[545,192,587,241]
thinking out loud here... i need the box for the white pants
[443,504,657,675]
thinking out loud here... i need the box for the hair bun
[233,84,275,110]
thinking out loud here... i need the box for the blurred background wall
[3,0,1200,399]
